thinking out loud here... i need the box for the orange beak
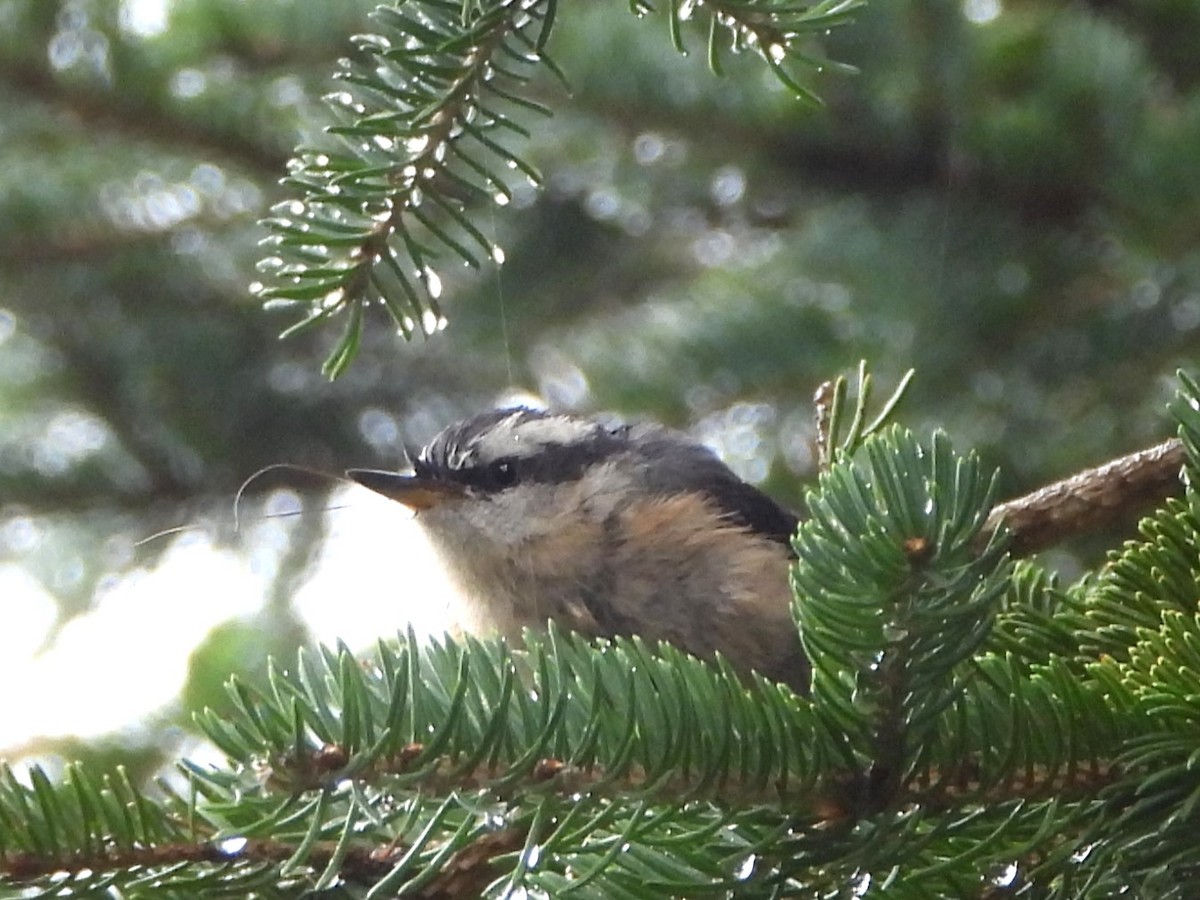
[346,469,467,511]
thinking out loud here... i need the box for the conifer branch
[254,0,556,377]
[667,0,862,101]
[8,374,1200,895]
[254,0,862,377]
[985,438,1186,556]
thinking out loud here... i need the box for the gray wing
[628,426,801,551]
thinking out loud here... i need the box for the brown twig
[985,438,1186,556]
[813,379,836,469]
[415,827,528,899]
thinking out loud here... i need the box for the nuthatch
[348,408,808,690]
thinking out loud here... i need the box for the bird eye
[487,458,519,490]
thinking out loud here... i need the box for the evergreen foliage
[4,0,1200,895]
[254,0,861,375]
[2,0,1195,639]
[4,373,1200,896]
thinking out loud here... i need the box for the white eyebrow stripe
[469,413,600,462]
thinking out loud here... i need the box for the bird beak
[345,469,467,511]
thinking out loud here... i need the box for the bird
[347,407,808,691]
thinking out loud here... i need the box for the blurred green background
[1,0,1197,774]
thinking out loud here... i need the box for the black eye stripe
[491,459,517,485]
[475,445,605,489]
[467,457,520,492]
[423,437,626,490]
